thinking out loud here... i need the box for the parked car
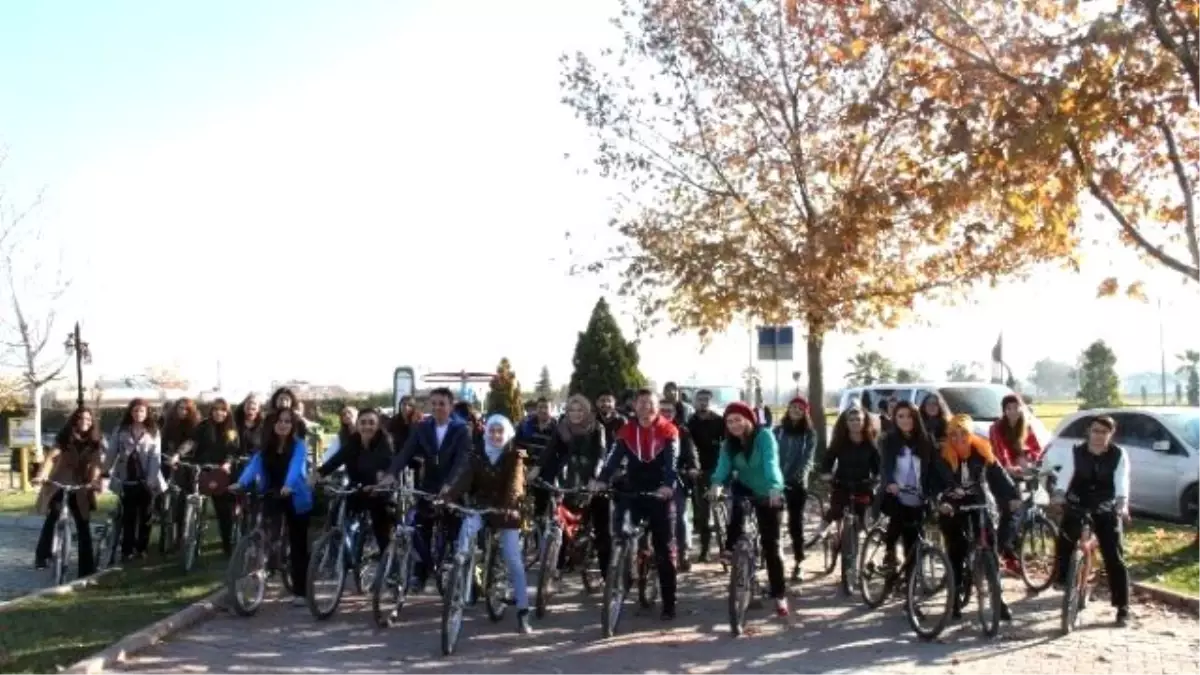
[1042,406,1199,523]
[837,381,1050,447]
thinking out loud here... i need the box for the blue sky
[1,0,1196,399]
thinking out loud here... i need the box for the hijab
[557,394,597,440]
[483,414,515,464]
[940,413,996,471]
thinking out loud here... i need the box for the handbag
[198,467,230,497]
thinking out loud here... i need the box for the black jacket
[675,423,700,493]
[686,411,725,475]
[878,430,946,499]
[539,424,607,488]
[597,412,627,450]
[190,419,239,467]
[932,453,1018,504]
[822,438,880,488]
[319,431,394,487]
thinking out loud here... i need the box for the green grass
[0,536,225,674]
[1125,519,1199,597]
[0,490,117,517]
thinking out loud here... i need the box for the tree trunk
[31,385,43,463]
[806,328,827,458]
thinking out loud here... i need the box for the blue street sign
[756,326,794,361]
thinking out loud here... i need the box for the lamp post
[64,322,91,410]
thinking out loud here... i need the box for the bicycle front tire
[601,542,631,638]
[181,501,200,573]
[227,531,267,617]
[906,544,955,640]
[975,553,1002,637]
[306,529,347,620]
[858,527,893,608]
[728,546,754,636]
[1060,549,1085,635]
[54,521,72,586]
[1018,513,1058,593]
[441,560,467,656]
[535,531,561,619]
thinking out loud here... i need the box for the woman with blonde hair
[934,414,1021,621]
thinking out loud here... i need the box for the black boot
[517,608,534,634]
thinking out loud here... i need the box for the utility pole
[63,321,91,410]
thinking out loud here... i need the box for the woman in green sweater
[708,401,788,617]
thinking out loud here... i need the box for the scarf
[557,394,597,441]
[483,414,515,464]
[940,413,996,470]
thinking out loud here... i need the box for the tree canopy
[561,0,1075,447]
[874,0,1199,287]
[534,366,555,401]
[485,357,524,423]
[846,348,897,386]
[1077,340,1122,408]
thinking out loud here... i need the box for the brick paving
[113,554,1199,674]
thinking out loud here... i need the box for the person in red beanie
[774,396,817,581]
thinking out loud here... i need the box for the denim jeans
[674,490,691,559]
[457,514,528,610]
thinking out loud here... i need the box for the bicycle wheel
[711,501,728,572]
[803,495,826,549]
[181,501,200,573]
[601,542,631,638]
[637,551,658,609]
[95,515,120,571]
[576,535,600,594]
[432,524,449,597]
[355,527,381,596]
[858,527,893,608]
[1018,514,1058,593]
[1060,549,1085,635]
[484,536,508,622]
[158,492,175,555]
[306,529,347,620]
[974,553,1002,637]
[227,531,267,617]
[53,521,72,585]
[906,544,955,640]
[441,560,467,656]
[840,520,857,595]
[728,544,754,636]
[535,530,561,619]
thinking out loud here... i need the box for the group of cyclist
[30,379,1135,639]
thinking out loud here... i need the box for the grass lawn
[1125,519,1199,597]
[0,489,117,517]
[0,538,226,674]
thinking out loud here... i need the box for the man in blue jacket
[384,387,472,588]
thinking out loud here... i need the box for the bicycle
[92,480,136,571]
[532,480,598,618]
[943,485,1004,637]
[600,489,667,638]
[177,462,225,573]
[371,486,440,628]
[723,492,764,637]
[45,481,89,585]
[1013,464,1060,593]
[814,478,875,595]
[224,488,293,617]
[438,501,511,656]
[306,482,382,620]
[1060,499,1117,635]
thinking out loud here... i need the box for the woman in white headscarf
[440,414,533,634]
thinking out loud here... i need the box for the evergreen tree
[535,366,555,401]
[568,297,647,401]
[485,357,524,423]
[1077,340,1122,409]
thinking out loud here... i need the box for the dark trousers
[264,498,311,597]
[882,497,923,564]
[691,475,713,554]
[413,502,461,582]
[784,482,808,562]
[120,484,154,556]
[589,495,613,576]
[1055,509,1130,609]
[997,504,1020,557]
[938,509,1009,611]
[35,490,95,578]
[725,488,786,600]
[613,496,677,610]
[826,487,871,523]
[347,493,394,553]
[211,493,235,556]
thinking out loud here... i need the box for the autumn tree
[879,0,1199,288]
[561,0,1074,448]
[1029,358,1078,398]
[846,348,896,386]
[485,357,524,423]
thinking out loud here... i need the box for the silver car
[1042,407,1199,523]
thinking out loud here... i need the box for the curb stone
[64,588,227,674]
[0,567,123,614]
[1132,581,1200,615]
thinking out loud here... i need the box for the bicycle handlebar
[437,502,510,517]
[533,479,592,495]
[48,480,86,492]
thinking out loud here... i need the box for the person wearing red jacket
[988,394,1043,574]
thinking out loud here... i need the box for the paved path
[0,525,47,601]
[114,555,1197,674]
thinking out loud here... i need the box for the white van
[837,381,1050,446]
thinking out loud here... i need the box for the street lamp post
[64,322,91,410]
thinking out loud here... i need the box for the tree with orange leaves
[561,0,1077,448]
[878,0,1199,289]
